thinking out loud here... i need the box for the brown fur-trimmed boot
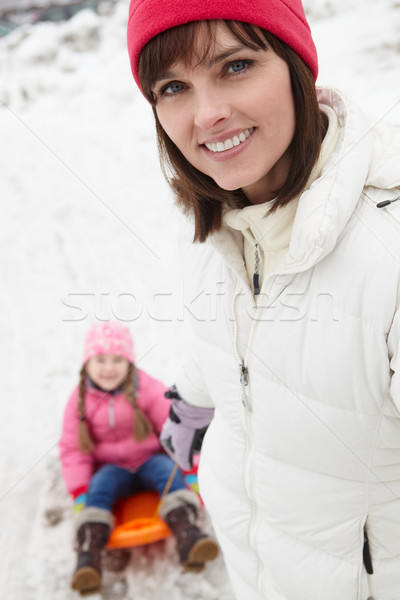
[71,507,113,596]
[160,489,219,573]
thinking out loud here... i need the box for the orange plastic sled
[107,491,171,549]
[106,460,200,549]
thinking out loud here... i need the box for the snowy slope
[0,1,399,598]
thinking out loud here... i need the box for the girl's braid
[124,367,153,441]
[77,367,95,453]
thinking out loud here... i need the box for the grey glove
[160,386,214,471]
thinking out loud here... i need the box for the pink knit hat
[127,0,318,89]
[83,322,135,365]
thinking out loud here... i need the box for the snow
[0,0,399,597]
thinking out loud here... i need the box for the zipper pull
[240,362,251,412]
[363,528,374,574]
[253,243,261,295]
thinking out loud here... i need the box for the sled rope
[152,463,179,519]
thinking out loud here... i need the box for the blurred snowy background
[0,0,399,598]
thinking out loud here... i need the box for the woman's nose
[193,87,231,131]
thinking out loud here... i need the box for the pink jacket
[59,369,170,495]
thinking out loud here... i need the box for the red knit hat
[83,322,135,365]
[127,0,318,89]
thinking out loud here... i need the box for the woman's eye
[160,81,185,96]
[226,59,252,74]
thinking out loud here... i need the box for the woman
[126,1,400,599]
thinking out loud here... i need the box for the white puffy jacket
[175,88,400,600]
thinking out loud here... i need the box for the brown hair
[139,20,327,242]
[77,365,153,453]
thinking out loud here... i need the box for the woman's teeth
[205,128,254,153]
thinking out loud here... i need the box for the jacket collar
[208,87,374,280]
[86,377,123,396]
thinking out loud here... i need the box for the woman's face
[153,23,296,205]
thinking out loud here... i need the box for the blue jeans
[86,454,186,512]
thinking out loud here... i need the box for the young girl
[126,2,400,600]
[59,321,218,596]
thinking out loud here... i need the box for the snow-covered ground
[0,1,399,598]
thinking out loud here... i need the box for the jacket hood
[210,87,398,280]
[366,116,400,190]
[286,87,372,271]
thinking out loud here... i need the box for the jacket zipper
[231,283,263,587]
[253,242,261,295]
[109,397,115,428]
[240,229,263,297]
[240,361,250,411]
[231,271,294,596]
[231,287,256,414]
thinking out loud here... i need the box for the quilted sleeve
[58,388,95,495]
[175,346,215,409]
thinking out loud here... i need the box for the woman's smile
[202,127,255,153]
[201,127,255,162]
[154,23,296,205]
